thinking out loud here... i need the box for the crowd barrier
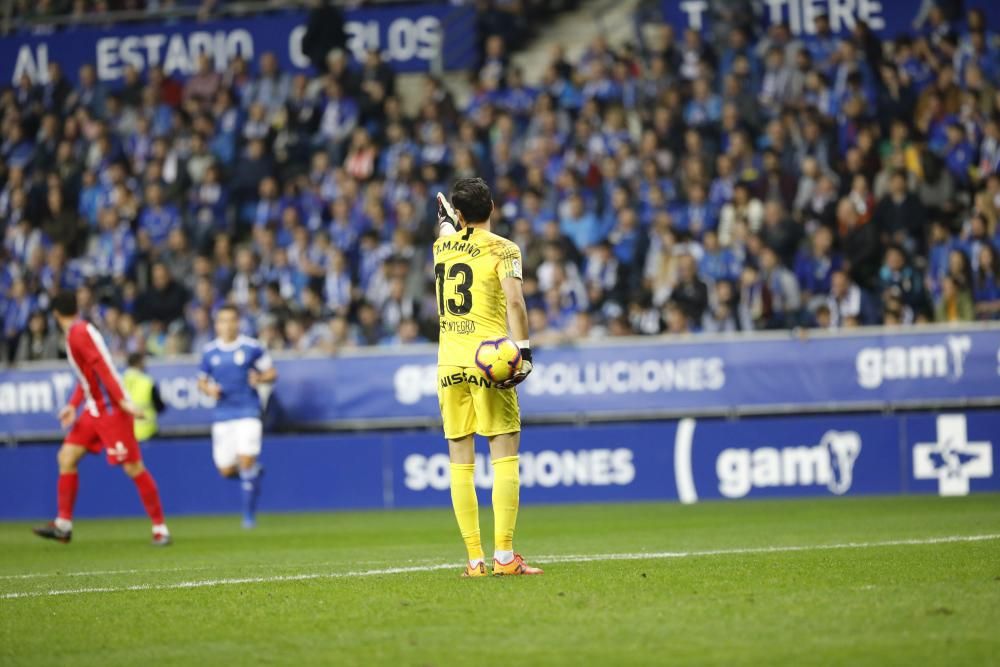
[1,410,996,520]
[2,325,998,441]
[1,4,476,85]
[662,0,1000,37]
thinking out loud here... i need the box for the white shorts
[211,418,263,469]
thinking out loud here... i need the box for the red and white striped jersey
[66,320,127,417]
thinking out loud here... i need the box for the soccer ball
[475,337,522,384]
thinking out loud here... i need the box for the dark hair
[51,290,78,317]
[217,303,239,317]
[450,177,493,224]
[127,352,145,368]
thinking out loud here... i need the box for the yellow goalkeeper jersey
[432,226,523,367]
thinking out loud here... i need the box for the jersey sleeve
[197,349,212,378]
[77,325,127,405]
[68,383,83,409]
[251,344,273,372]
[495,241,523,281]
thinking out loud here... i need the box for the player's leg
[487,431,520,565]
[34,412,102,542]
[480,386,542,575]
[212,421,239,479]
[235,418,264,529]
[449,434,485,575]
[33,443,88,542]
[120,459,169,545]
[212,420,251,527]
[107,413,170,545]
[440,366,485,576]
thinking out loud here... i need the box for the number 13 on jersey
[435,262,474,316]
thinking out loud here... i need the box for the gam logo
[855,336,970,389]
[716,430,862,499]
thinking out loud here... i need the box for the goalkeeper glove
[498,346,533,389]
[437,192,460,236]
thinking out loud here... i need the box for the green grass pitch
[1,495,998,666]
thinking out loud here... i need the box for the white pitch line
[2,533,998,601]
[0,556,437,581]
[0,564,458,600]
[0,565,217,581]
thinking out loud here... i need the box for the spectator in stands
[136,262,188,326]
[301,0,346,73]
[878,245,925,310]
[701,279,739,333]
[973,243,1000,319]
[795,225,841,308]
[935,275,974,322]
[873,170,927,252]
[14,311,61,363]
[184,54,223,110]
[827,270,865,328]
[245,52,292,118]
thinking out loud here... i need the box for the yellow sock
[491,455,520,553]
[450,463,484,562]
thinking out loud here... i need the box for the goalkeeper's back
[432,226,523,368]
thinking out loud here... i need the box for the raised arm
[437,193,461,237]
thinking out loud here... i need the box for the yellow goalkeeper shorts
[437,365,521,440]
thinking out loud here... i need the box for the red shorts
[65,411,142,465]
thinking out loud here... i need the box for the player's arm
[197,352,222,398]
[58,384,83,429]
[197,374,221,398]
[90,349,140,416]
[248,350,277,386]
[75,325,140,416]
[68,384,83,410]
[152,384,166,413]
[498,274,533,389]
[436,192,460,237]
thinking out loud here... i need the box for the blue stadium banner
[1,326,998,440]
[1,411,997,519]
[661,0,1000,36]
[0,5,476,85]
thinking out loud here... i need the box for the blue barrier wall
[2,410,997,520]
[661,0,1000,37]
[3,326,999,440]
[0,4,477,85]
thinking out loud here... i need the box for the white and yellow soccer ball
[475,337,523,384]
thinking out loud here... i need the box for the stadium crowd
[2,3,1000,364]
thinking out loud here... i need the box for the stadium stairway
[511,0,641,84]
[395,0,641,112]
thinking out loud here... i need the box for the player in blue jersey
[197,305,277,528]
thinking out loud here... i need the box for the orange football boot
[462,561,489,578]
[492,553,544,576]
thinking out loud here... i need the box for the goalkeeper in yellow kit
[434,178,542,577]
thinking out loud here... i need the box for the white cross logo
[913,415,993,496]
[108,441,128,461]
